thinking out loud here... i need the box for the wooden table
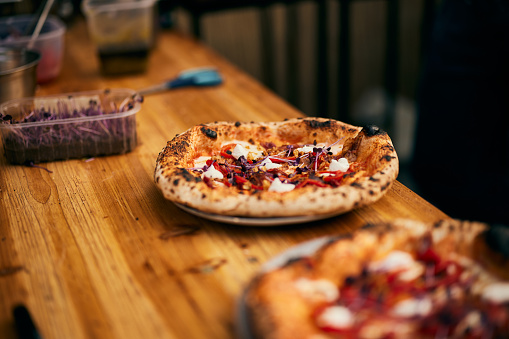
[0,18,448,339]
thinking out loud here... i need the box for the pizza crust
[154,118,399,217]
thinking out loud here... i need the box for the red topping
[220,143,236,159]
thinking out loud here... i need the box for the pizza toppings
[328,158,349,172]
[268,178,295,193]
[188,140,358,193]
[482,282,509,303]
[390,297,433,318]
[294,278,339,302]
[202,164,223,180]
[316,305,355,329]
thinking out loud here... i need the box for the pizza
[243,219,509,338]
[154,118,398,217]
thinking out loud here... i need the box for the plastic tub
[0,15,66,83]
[0,89,142,164]
[82,0,156,75]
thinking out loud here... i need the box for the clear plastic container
[0,15,66,83]
[82,0,157,75]
[0,89,142,164]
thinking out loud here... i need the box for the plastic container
[82,0,157,75]
[0,15,66,83]
[0,89,142,164]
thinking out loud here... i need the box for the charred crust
[381,155,396,162]
[173,179,180,186]
[201,127,218,139]
[305,119,332,129]
[369,176,380,182]
[350,183,363,188]
[381,182,391,191]
[167,138,191,157]
[361,223,377,230]
[235,121,241,127]
[483,224,509,259]
[174,168,202,183]
[362,125,386,137]
[433,220,444,228]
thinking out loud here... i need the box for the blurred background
[1,0,439,191]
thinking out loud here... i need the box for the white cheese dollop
[294,278,339,302]
[228,142,264,160]
[329,158,349,172]
[261,158,282,170]
[369,250,425,282]
[202,166,223,180]
[369,250,416,272]
[268,178,295,192]
[296,145,315,153]
[391,297,432,318]
[231,144,249,159]
[316,306,354,329]
[194,156,211,168]
[482,282,509,304]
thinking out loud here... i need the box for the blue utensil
[138,67,223,95]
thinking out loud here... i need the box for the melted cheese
[329,158,349,172]
[202,166,223,179]
[268,178,295,192]
[316,306,354,329]
[231,144,248,159]
[391,297,432,318]
[296,145,315,153]
[369,250,416,272]
[482,282,509,303]
[294,278,339,302]
[222,140,264,159]
[194,156,210,168]
[261,158,281,170]
[369,250,425,282]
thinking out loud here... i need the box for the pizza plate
[175,203,345,226]
[235,236,334,339]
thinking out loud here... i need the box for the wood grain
[0,18,448,339]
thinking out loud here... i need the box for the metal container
[0,47,40,104]
[0,15,66,83]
